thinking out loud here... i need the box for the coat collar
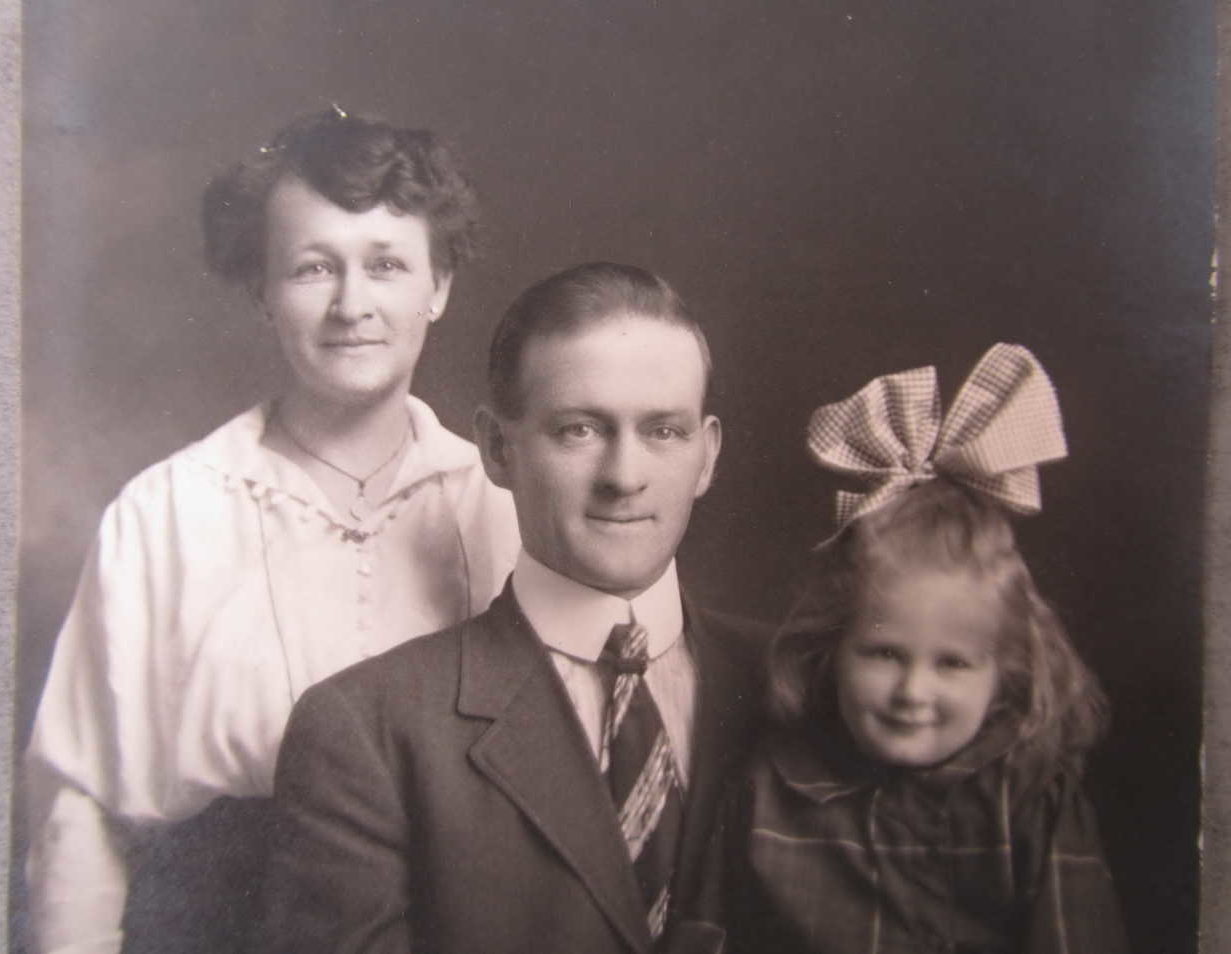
[766,711,1022,805]
[457,585,758,952]
[458,585,654,953]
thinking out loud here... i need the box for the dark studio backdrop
[18,1,1213,951]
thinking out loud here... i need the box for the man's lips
[323,339,385,347]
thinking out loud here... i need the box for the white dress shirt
[510,551,698,783]
[25,395,522,954]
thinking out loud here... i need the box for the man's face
[480,313,720,599]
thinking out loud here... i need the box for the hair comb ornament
[807,342,1067,530]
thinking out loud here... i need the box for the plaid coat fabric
[717,722,1128,954]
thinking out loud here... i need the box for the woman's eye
[859,645,901,662]
[369,258,407,275]
[292,261,331,279]
[938,655,972,671]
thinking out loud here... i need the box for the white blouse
[24,396,522,954]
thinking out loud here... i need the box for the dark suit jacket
[258,584,768,954]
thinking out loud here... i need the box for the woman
[24,109,521,954]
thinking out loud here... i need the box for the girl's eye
[859,645,903,662]
[937,654,973,671]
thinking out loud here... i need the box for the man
[260,262,767,954]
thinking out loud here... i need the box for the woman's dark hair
[202,109,480,291]
[768,479,1109,770]
[487,261,712,419]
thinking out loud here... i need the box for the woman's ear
[428,272,454,323]
[473,405,513,489]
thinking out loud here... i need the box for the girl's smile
[835,570,1001,768]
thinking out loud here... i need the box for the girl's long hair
[768,479,1108,771]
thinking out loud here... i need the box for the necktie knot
[602,622,649,675]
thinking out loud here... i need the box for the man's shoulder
[302,603,509,711]
[689,603,775,663]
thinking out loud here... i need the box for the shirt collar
[186,394,480,505]
[511,550,684,663]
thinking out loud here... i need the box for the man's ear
[693,414,723,499]
[473,405,513,489]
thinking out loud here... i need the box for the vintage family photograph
[9,0,1217,951]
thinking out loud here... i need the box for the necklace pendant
[349,484,370,523]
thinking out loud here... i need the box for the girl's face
[260,176,452,408]
[835,569,1000,768]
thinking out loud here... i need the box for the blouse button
[357,590,371,605]
[358,562,373,576]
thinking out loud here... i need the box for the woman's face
[260,176,452,408]
[835,569,1000,768]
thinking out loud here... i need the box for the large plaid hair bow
[807,343,1067,529]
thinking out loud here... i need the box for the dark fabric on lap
[121,797,274,954]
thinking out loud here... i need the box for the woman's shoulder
[406,395,482,473]
[108,404,268,511]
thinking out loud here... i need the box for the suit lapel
[459,588,652,954]
[673,600,759,908]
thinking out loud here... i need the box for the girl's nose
[892,664,932,706]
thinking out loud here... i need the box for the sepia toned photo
[9,1,1217,952]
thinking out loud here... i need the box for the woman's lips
[587,513,654,527]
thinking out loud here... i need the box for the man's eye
[648,425,685,441]
[558,422,597,440]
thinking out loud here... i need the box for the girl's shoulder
[743,722,872,804]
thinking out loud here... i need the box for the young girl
[724,344,1128,954]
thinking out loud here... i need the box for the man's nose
[596,432,649,496]
[330,271,375,324]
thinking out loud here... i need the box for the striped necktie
[600,621,685,942]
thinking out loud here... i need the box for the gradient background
[19,1,1213,951]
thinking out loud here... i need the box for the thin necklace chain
[275,405,412,511]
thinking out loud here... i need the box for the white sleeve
[443,462,521,616]
[24,767,127,954]
[24,481,182,954]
